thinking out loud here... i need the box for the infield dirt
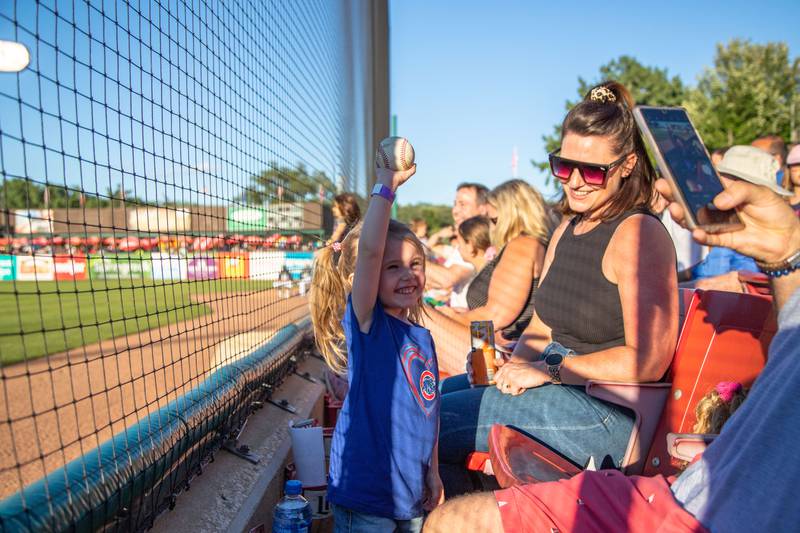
[0,289,309,498]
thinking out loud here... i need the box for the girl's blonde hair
[488,179,553,247]
[309,220,426,374]
[692,384,747,434]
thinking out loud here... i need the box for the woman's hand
[422,466,445,511]
[494,360,550,395]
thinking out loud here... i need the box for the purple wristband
[371,183,395,203]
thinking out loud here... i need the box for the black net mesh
[0,0,381,529]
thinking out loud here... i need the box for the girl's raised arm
[352,165,416,332]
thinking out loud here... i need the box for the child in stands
[309,164,443,531]
[455,216,494,271]
[693,381,747,434]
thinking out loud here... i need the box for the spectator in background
[409,217,429,245]
[454,216,494,293]
[329,192,361,244]
[424,180,551,376]
[425,183,489,308]
[655,190,709,273]
[783,144,800,216]
[678,146,792,292]
[752,134,787,185]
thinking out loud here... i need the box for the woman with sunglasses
[424,179,553,376]
[437,82,678,493]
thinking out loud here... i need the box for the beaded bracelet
[756,248,800,278]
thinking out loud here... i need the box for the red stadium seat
[489,289,776,487]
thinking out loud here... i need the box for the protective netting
[0,0,385,529]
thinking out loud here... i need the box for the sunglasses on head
[548,150,629,187]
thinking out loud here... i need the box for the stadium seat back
[642,289,776,476]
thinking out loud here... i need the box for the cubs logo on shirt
[400,343,438,416]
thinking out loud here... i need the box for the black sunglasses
[548,150,629,186]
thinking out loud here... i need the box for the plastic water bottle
[272,480,312,533]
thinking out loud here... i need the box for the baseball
[375,136,415,171]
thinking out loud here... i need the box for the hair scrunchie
[590,86,617,104]
[715,381,742,404]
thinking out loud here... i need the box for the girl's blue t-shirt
[327,296,440,520]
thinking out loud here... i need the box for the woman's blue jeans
[437,373,634,493]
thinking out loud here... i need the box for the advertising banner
[187,256,219,280]
[227,207,268,231]
[219,253,249,279]
[89,254,152,279]
[128,208,191,233]
[151,252,188,281]
[0,255,15,280]
[54,255,88,281]
[248,251,285,281]
[284,251,314,279]
[15,255,55,281]
[14,209,53,234]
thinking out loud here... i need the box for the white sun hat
[716,145,792,197]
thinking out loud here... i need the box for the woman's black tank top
[465,245,539,340]
[535,209,657,354]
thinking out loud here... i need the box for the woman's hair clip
[331,241,342,252]
[715,381,742,404]
[590,86,617,104]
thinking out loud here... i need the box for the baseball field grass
[0,279,273,365]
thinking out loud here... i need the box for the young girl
[310,165,443,531]
[693,381,747,434]
[454,215,494,273]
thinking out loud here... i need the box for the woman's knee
[440,373,470,394]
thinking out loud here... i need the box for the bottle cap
[285,479,303,495]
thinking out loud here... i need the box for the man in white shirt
[425,183,489,307]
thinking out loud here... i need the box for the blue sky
[389,0,800,205]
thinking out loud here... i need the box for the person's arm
[439,235,544,328]
[495,215,678,394]
[656,177,800,311]
[425,260,474,291]
[506,220,570,362]
[329,222,347,244]
[423,434,445,511]
[426,225,454,249]
[352,166,416,332]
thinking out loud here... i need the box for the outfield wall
[0,252,314,283]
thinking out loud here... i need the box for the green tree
[0,179,147,209]
[244,163,337,204]
[684,39,799,148]
[536,56,686,180]
[396,203,453,233]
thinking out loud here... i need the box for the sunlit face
[560,133,635,217]
[486,203,498,225]
[379,238,425,318]
[455,233,474,261]
[452,187,487,227]
[332,204,342,219]
[789,165,800,187]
